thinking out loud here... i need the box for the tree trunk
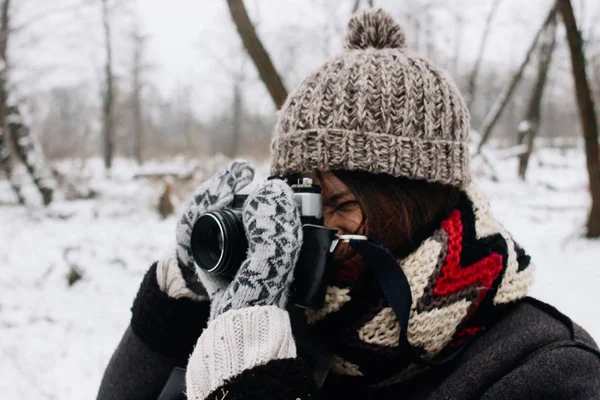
[230,76,243,158]
[424,12,434,60]
[131,24,144,165]
[352,0,374,13]
[452,15,463,76]
[7,114,54,204]
[0,0,7,58]
[0,0,53,205]
[412,17,421,53]
[0,0,22,203]
[226,0,287,109]
[0,106,24,203]
[102,0,115,173]
[477,5,558,154]
[467,0,503,110]
[518,14,557,180]
[558,0,600,238]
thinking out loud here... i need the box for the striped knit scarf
[305,184,535,385]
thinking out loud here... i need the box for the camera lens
[190,209,247,277]
[205,224,223,262]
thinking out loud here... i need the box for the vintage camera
[190,178,340,309]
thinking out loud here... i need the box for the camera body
[190,178,338,309]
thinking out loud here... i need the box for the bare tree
[0,0,23,203]
[0,0,8,60]
[466,0,503,110]
[0,105,24,203]
[423,12,435,60]
[352,0,374,13]
[0,0,54,205]
[558,0,600,238]
[451,14,463,75]
[101,0,115,173]
[39,85,95,159]
[226,0,287,109]
[230,69,244,158]
[517,14,557,180]
[476,5,558,154]
[6,110,55,205]
[131,21,145,165]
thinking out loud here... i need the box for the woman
[97,9,600,400]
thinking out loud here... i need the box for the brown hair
[332,171,462,260]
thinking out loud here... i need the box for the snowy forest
[1,0,600,398]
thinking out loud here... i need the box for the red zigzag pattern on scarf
[423,208,504,347]
[433,209,504,308]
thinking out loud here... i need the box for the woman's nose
[324,217,350,236]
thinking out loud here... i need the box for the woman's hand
[157,160,255,300]
[185,179,304,399]
[199,178,304,319]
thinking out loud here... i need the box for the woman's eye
[336,201,358,211]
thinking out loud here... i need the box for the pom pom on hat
[344,8,407,51]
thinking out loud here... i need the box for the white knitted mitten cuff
[156,253,208,301]
[185,305,297,400]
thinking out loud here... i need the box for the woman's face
[304,171,363,235]
[303,171,369,286]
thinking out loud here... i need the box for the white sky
[8,0,599,120]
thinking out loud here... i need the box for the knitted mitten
[208,179,303,319]
[158,160,254,300]
[186,180,304,400]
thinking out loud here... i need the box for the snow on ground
[0,150,599,399]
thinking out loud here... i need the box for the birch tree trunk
[0,0,54,205]
[7,113,55,204]
[557,0,600,238]
[0,0,22,203]
[517,14,557,180]
[0,100,24,203]
[226,0,288,109]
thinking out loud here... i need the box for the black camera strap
[349,238,466,366]
[288,305,333,388]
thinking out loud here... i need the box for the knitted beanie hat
[270,9,471,187]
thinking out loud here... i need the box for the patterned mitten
[186,179,304,399]
[157,160,254,300]
[208,179,304,319]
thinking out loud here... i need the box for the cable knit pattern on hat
[186,306,296,400]
[270,9,471,187]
